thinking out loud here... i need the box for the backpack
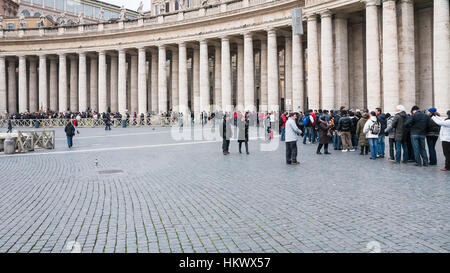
[302,116,311,127]
[370,120,381,135]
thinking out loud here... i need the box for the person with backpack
[65,119,76,149]
[363,111,381,160]
[302,110,314,144]
[337,110,355,152]
[431,110,450,171]
[405,106,430,167]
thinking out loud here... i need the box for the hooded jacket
[405,111,430,136]
[391,111,408,142]
[363,116,380,139]
[431,116,450,142]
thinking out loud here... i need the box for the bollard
[4,137,16,154]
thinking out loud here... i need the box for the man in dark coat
[405,106,430,166]
[7,120,13,133]
[237,113,250,154]
[376,108,387,158]
[220,114,232,155]
[391,105,409,163]
[65,120,76,148]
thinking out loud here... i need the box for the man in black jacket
[391,105,409,163]
[337,110,355,152]
[376,108,387,158]
[64,120,76,148]
[220,115,232,155]
[405,106,430,166]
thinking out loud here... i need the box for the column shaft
[29,58,38,112]
[0,56,6,114]
[8,60,17,113]
[307,16,320,110]
[284,36,293,111]
[151,50,158,113]
[171,49,179,113]
[78,52,87,112]
[267,29,279,112]
[69,56,78,111]
[110,54,118,112]
[18,55,27,113]
[130,54,138,113]
[39,55,48,112]
[90,56,98,111]
[99,51,107,113]
[244,33,255,112]
[292,32,304,111]
[49,59,57,111]
[193,47,200,115]
[382,0,400,113]
[118,49,127,115]
[178,43,188,115]
[335,15,349,108]
[321,11,335,110]
[260,39,268,112]
[158,45,167,113]
[214,46,222,111]
[58,54,67,112]
[138,48,148,115]
[237,43,244,110]
[200,40,210,113]
[221,37,232,112]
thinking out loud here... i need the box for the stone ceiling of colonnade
[0,0,303,55]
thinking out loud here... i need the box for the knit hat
[428,107,437,113]
[396,105,405,112]
[411,105,420,112]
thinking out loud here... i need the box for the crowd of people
[220,105,450,172]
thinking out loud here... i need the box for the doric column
[38,54,47,112]
[138,47,147,115]
[433,0,450,111]
[365,0,381,110]
[221,36,232,112]
[69,55,78,111]
[118,49,127,115]
[110,54,118,112]
[382,0,400,114]
[292,30,304,111]
[158,45,167,113]
[171,48,179,113]
[58,53,67,112]
[214,45,222,111]
[78,52,87,112]
[7,59,17,113]
[151,49,158,113]
[237,42,244,111]
[320,10,335,110]
[267,28,279,112]
[90,55,98,111]
[200,39,210,113]
[178,42,188,115]
[49,58,58,111]
[335,14,349,108]
[18,55,27,113]
[193,46,200,115]
[284,35,292,112]
[0,56,6,114]
[244,32,255,112]
[260,38,268,112]
[130,54,138,113]
[29,58,38,112]
[98,51,107,113]
[307,15,320,110]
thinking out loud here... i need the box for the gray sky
[102,0,151,11]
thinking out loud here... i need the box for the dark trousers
[286,141,298,163]
[389,138,396,159]
[222,139,230,153]
[426,136,438,165]
[238,141,248,153]
[395,140,408,163]
[317,143,329,153]
[443,141,450,170]
[67,136,73,148]
[411,135,429,166]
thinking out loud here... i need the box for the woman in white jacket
[431,110,450,171]
[363,111,380,160]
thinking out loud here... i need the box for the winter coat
[65,123,76,137]
[363,116,380,139]
[385,117,395,138]
[318,120,332,144]
[377,113,387,135]
[220,119,232,140]
[404,111,430,136]
[431,116,450,142]
[337,116,353,132]
[238,119,249,142]
[285,117,302,142]
[356,116,369,146]
[391,111,408,142]
[426,114,440,137]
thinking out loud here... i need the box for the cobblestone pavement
[0,125,449,253]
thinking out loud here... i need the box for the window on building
[37,22,41,28]
[34,12,41,17]
[104,10,111,20]
[33,0,43,6]
[186,0,191,8]
[21,10,31,17]
[67,19,72,24]
[6,23,15,30]
[44,0,54,9]
[175,1,179,11]
[84,4,93,17]
[155,6,159,15]
[22,0,31,3]
[165,2,170,12]
[46,15,54,21]
[55,0,65,11]
[66,0,75,13]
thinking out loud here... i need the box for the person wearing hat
[426,108,441,166]
[431,110,450,171]
[405,106,431,167]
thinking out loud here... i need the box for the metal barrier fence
[0,117,179,128]
[0,130,55,153]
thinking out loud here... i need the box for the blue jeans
[368,138,378,159]
[426,136,438,165]
[67,136,73,148]
[395,140,408,163]
[303,127,313,144]
[411,135,429,166]
[281,127,286,141]
[351,133,358,150]
[377,135,385,156]
[332,133,342,150]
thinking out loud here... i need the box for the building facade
[0,0,448,117]
[0,0,19,17]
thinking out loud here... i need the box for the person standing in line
[220,114,232,155]
[375,108,387,158]
[285,112,303,165]
[431,110,450,171]
[405,106,430,167]
[7,119,13,133]
[426,108,440,166]
[280,111,287,142]
[363,111,381,160]
[337,110,355,152]
[237,113,250,154]
[65,119,76,149]
[316,115,332,155]
[391,105,409,164]
[385,113,396,161]
[356,112,369,155]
